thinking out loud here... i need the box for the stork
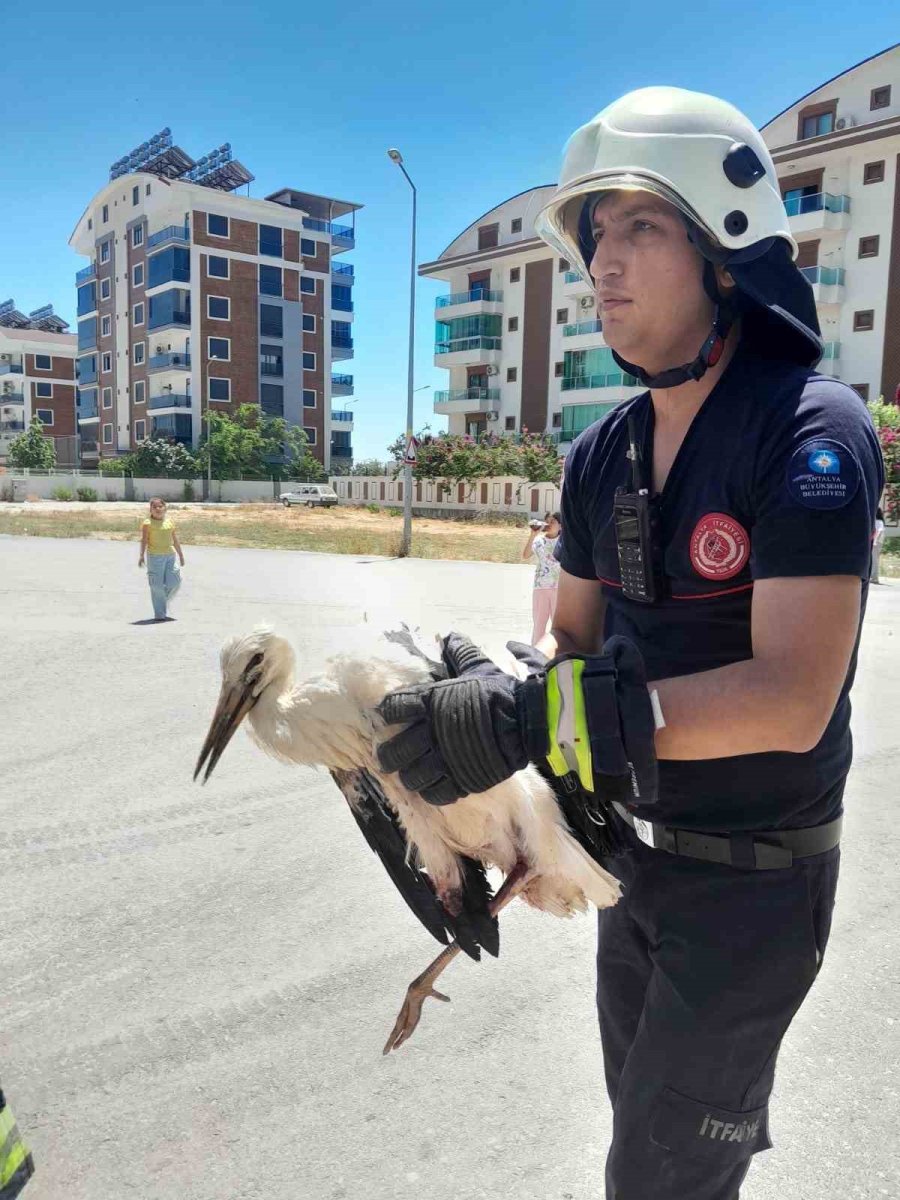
[194,625,622,1054]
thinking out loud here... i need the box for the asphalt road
[0,534,897,1200]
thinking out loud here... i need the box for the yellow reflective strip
[1,1140,27,1188]
[569,659,594,792]
[0,1109,14,1143]
[545,666,569,777]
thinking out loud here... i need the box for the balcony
[149,393,192,410]
[562,269,592,293]
[78,406,99,422]
[819,341,841,375]
[561,371,639,392]
[800,265,846,304]
[558,400,624,444]
[76,262,97,283]
[302,217,354,251]
[331,444,353,461]
[147,225,190,250]
[148,305,190,333]
[331,410,355,432]
[80,439,99,456]
[332,295,354,314]
[784,192,851,236]
[331,409,354,422]
[0,419,25,434]
[260,362,284,377]
[562,318,604,339]
[331,373,354,397]
[332,335,354,361]
[433,336,502,369]
[0,362,23,375]
[433,387,500,416]
[0,391,24,404]
[332,262,354,286]
[149,352,191,372]
[434,289,504,322]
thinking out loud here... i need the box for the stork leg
[382,860,535,1055]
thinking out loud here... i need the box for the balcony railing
[564,270,588,284]
[147,225,190,249]
[0,391,24,404]
[332,296,354,312]
[0,362,24,375]
[435,336,502,355]
[148,310,190,331]
[434,387,500,404]
[0,420,25,434]
[436,289,504,308]
[821,341,840,360]
[149,393,192,410]
[561,371,639,391]
[331,445,353,458]
[800,265,846,286]
[149,352,191,371]
[331,410,354,422]
[332,336,354,350]
[302,217,354,244]
[332,373,354,393]
[260,362,284,376]
[76,262,97,283]
[562,318,603,337]
[332,262,354,278]
[78,404,99,420]
[783,192,850,218]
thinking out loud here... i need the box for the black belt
[611,802,842,870]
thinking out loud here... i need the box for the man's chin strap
[610,303,734,390]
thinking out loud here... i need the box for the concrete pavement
[0,533,897,1200]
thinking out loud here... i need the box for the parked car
[281,485,339,509]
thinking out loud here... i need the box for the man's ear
[715,264,737,294]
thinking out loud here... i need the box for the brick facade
[193,210,259,256]
[301,274,325,457]
[199,255,259,415]
[127,218,148,447]
[96,232,118,454]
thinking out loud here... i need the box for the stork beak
[194,679,259,784]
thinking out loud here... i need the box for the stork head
[194,626,295,784]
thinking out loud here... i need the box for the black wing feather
[331,767,498,961]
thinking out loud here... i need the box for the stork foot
[383,978,451,1055]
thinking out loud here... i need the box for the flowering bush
[868,400,900,522]
[387,429,562,492]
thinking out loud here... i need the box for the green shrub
[76,487,99,502]
[183,480,196,502]
[51,486,74,501]
[365,503,381,514]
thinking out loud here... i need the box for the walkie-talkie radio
[613,414,662,604]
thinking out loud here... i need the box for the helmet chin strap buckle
[615,304,733,390]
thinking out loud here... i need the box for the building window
[260,344,283,376]
[102,204,109,223]
[300,275,316,295]
[132,185,140,206]
[135,419,146,441]
[133,342,145,366]
[36,409,53,425]
[88,218,93,231]
[207,255,229,279]
[259,264,283,297]
[209,377,231,402]
[859,236,880,258]
[511,217,522,234]
[554,361,564,377]
[303,352,316,371]
[101,315,111,338]
[146,183,151,196]
[259,224,283,257]
[853,310,874,332]
[505,416,516,431]
[132,225,144,247]
[303,389,316,408]
[133,263,144,287]
[102,422,113,444]
[477,224,499,250]
[510,267,521,283]
[133,302,144,326]
[260,303,283,338]
[301,237,316,257]
[303,425,317,445]
[556,308,569,324]
[208,295,230,320]
[35,354,52,370]
[100,278,111,301]
[506,367,517,382]
[558,258,570,273]
[302,313,316,332]
[35,382,52,398]
[508,316,519,332]
[871,85,891,111]
[852,384,870,400]
[864,161,885,185]
[102,387,113,409]
[207,213,229,238]
[100,240,111,263]
[260,383,284,417]
[208,336,230,361]
[134,380,145,404]
[801,109,834,139]
[102,352,112,373]
[552,411,562,428]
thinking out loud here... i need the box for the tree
[124,437,200,478]
[386,429,562,492]
[7,417,56,470]
[197,405,325,481]
[868,398,900,522]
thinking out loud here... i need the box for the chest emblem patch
[690,512,750,581]
[786,438,860,510]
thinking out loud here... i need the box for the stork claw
[382,982,451,1055]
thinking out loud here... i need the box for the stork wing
[330,767,498,962]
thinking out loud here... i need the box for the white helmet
[535,86,795,273]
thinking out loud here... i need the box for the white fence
[0,470,278,504]
[328,474,562,517]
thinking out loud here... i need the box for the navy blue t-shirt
[557,343,884,833]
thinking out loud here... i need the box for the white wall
[329,474,561,516]
[0,471,276,504]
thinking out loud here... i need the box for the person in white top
[871,505,886,584]
[523,511,562,644]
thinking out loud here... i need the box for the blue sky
[2,2,896,460]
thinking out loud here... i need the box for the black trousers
[597,823,839,1200]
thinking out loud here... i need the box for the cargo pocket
[649,1087,773,1164]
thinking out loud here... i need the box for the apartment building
[0,301,77,466]
[761,43,900,401]
[68,131,359,471]
[419,186,642,451]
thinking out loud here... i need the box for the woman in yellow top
[138,497,185,621]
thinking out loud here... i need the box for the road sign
[402,436,419,466]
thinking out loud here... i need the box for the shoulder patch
[786,438,860,510]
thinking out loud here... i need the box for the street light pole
[388,148,416,558]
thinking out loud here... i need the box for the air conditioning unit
[156,346,165,354]
[486,411,499,421]
[2,383,13,395]
[485,365,499,375]
[579,295,595,310]
[0,354,10,362]
[835,116,857,130]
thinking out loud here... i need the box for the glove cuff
[516,674,550,762]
